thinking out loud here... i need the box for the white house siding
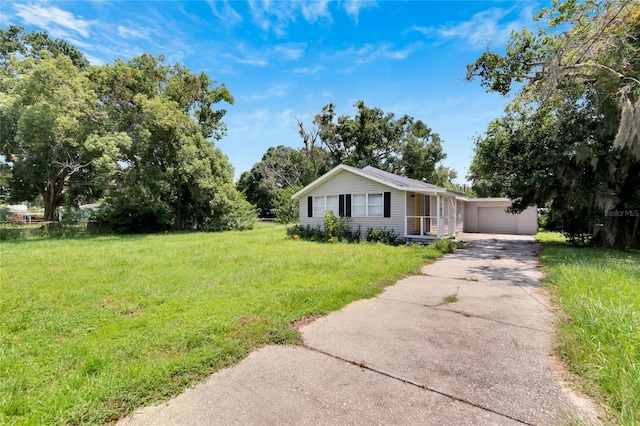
[463,199,538,235]
[298,170,405,235]
[456,199,465,233]
[515,206,538,235]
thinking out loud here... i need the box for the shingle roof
[361,166,442,190]
[292,164,465,199]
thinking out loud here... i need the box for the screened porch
[405,192,458,239]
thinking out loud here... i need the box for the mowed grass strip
[1,224,444,425]
[537,234,640,424]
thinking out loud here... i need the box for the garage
[477,206,519,234]
[463,199,538,235]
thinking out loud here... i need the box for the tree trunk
[174,205,184,230]
[41,180,64,222]
[594,219,617,248]
[595,216,640,250]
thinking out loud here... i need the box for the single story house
[291,164,537,239]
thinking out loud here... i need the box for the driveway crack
[300,344,534,426]
[378,296,548,333]
[433,307,549,333]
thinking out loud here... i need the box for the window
[313,195,338,217]
[352,193,383,217]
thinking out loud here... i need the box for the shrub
[286,213,356,243]
[60,205,85,225]
[365,227,401,245]
[97,195,174,233]
[0,205,12,223]
[431,238,456,253]
[204,191,258,232]
[286,224,323,241]
[275,186,301,226]
[323,212,357,243]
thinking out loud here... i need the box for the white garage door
[477,207,519,234]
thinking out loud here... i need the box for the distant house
[78,202,107,221]
[7,204,28,216]
[291,165,537,239]
[6,204,44,223]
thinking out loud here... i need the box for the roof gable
[292,164,461,199]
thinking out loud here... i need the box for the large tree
[1,25,89,70]
[90,54,256,231]
[314,101,455,184]
[1,27,256,232]
[467,0,640,248]
[0,52,121,221]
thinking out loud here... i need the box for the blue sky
[2,0,544,182]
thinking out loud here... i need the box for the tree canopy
[467,0,640,248]
[0,27,257,231]
[314,101,455,185]
[237,145,319,217]
[1,45,119,220]
[240,101,460,220]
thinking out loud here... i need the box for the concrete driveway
[122,234,601,425]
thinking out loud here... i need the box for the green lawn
[0,224,445,425]
[536,233,640,424]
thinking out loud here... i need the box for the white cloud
[63,37,93,49]
[383,45,415,60]
[301,0,331,23]
[276,109,295,127]
[84,53,106,66]
[226,108,270,135]
[342,42,418,63]
[248,83,290,100]
[248,0,295,36]
[292,65,323,74]
[225,107,297,143]
[206,0,243,27]
[342,0,377,23]
[247,0,336,35]
[415,6,536,50]
[14,3,95,38]
[235,56,269,66]
[224,43,269,66]
[272,43,306,60]
[409,25,435,36]
[117,25,150,40]
[246,109,270,125]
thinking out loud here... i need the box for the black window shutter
[345,194,352,217]
[339,194,345,216]
[307,196,313,217]
[383,192,391,217]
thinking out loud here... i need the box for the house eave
[291,164,456,199]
